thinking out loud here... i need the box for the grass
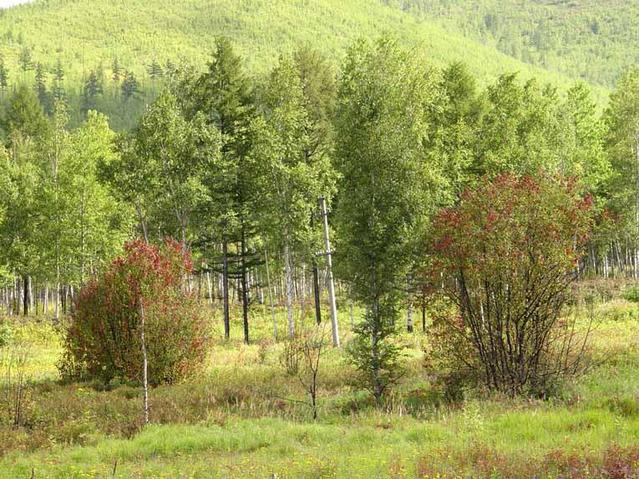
[1,280,639,477]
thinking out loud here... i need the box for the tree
[147,59,163,81]
[257,55,334,339]
[18,46,33,72]
[134,91,217,247]
[34,63,53,115]
[5,85,49,140]
[0,55,9,91]
[293,45,338,329]
[429,174,594,396]
[121,71,139,102]
[0,88,48,316]
[428,62,484,196]
[81,70,104,114]
[112,57,123,84]
[194,37,255,342]
[52,58,65,103]
[334,37,443,403]
[474,74,563,177]
[604,67,639,277]
[57,111,132,287]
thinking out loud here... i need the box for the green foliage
[0,0,610,129]
[400,0,639,87]
[604,67,639,241]
[0,321,12,348]
[3,84,48,139]
[60,240,210,385]
[335,36,444,402]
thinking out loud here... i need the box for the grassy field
[1,281,639,478]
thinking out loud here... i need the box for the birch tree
[334,37,443,403]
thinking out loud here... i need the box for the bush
[60,239,210,385]
[0,321,12,348]
[429,173,594,396]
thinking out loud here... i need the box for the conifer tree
[193,37,255,343]
[81,70,104,114]
[19,46,33,72]
[0,54,9,91]
[52,58,65,102]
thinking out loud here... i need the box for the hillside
[399,0,639,88]
[0,0,608,105]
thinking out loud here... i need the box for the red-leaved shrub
[428,173,594,396]
[60,239,210,385]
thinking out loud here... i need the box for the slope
[397,0,639,88]
[0,0,609,95]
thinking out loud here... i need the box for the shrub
[429,173,594,396]
[0,321,12,348]
[60,239,210,385]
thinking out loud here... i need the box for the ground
[1,280,639,478]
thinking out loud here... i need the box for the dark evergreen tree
[112,57,123,84]
[5,84,49,140]
[147,59,163,81]
[34,63,53,115]
[194,37,256,343]
[19,46,33,72]
[121,71,139,102]
[0,55,8,90]
[81,70,104,114]
[52,58,65,102]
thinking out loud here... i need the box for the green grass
[2,283,639,477]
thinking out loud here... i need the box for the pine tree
[34,63,53,115]
[121,71,139,102]
[112,57,123,83]
[52,58,65,102]
[19,46,33,72]
[81,70,104,114]
[147,59,163,81]
[0,54,8,90]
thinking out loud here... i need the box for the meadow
[2,279,639,478]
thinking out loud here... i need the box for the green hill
[399,0,639,88]
[0,0,609,91]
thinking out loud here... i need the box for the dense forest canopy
[397,0,639,87]
[0,0,615,130]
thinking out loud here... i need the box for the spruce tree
[121,71,139,102]
[34,63,53,114]
[0,55,8,90]
[52,58,65,102]
[19,46,33,72]
[81,70,104,114]
[194,37,255,343]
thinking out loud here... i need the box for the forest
[2,1,639,478]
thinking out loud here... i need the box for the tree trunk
[140,300,149,425]
[312,262,322,325]
[284,242,295,338]
[319,197,340,347]
[265,249,278,340]
[240,225,250,345]
[222,240,230,340]
[22,276,29,316]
